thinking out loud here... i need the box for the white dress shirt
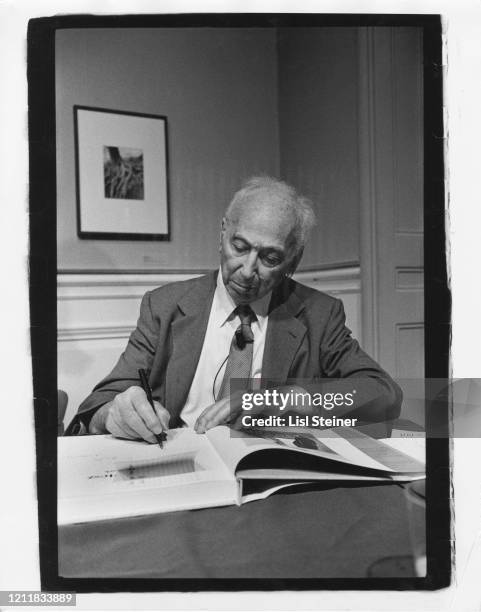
[180,271,271,427]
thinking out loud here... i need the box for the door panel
[359,27,424,424]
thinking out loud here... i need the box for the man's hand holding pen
[89,385,170,444]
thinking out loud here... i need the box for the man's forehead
[229,212,296,252]
[232,198,296,229]
[235,192,291,213]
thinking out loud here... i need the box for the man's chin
[228,281,260,303]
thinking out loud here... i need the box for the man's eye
[262,255,282,267]
[232,241,248,252]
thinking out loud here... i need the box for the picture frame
[27,14,451,594]
[74,105,170,240]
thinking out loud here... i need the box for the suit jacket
[68,271,402,432]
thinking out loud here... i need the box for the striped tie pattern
[217,304,257,400]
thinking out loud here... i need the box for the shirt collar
[214,269,271,330]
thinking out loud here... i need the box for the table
[58,482,420,579]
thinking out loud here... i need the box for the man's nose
[240,252,258,279]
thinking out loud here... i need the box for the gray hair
[225,176,316,253]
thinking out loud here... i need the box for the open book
[58,425,425,525]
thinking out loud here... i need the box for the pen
[138,368,167,448]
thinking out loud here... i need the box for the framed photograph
[74,106,170,240]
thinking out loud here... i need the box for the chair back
[58,390,68,436]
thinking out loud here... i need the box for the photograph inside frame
[27,14,450,591]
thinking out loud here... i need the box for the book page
[205,425,284,474]
[324,427,425,473]
[206,425,383,475]
[239,469,390,484]
[380,436,426,464]
[58,428,236,524]
[241,480,312,503]
[268,428,425,474]
[207,425,425,476]
[239,468,424,483]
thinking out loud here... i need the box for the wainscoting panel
[58,268,361,427]
[58,338,128,429]
[294,267,361,344]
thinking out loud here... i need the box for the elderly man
[67,176,401,441]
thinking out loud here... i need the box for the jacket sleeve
[64,291,159,435]
[310,298,403,424]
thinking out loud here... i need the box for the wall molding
[57,272,201,301]
[293,267,360,295]
[358,27,379,361]
[58,325,135,342]
[57,266,361,342]
[395,266,424,290]
[395,322,425,377]
[57,266,360,301]
[395,322,424,330]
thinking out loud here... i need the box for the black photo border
[28,13,450,593]
[74,105,171,241]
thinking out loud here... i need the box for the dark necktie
[217,305,257,400]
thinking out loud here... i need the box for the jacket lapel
[261,280,307,384]
[165,272,217,421]
[165,274,306,419]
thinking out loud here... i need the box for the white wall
[278,27,361,268]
